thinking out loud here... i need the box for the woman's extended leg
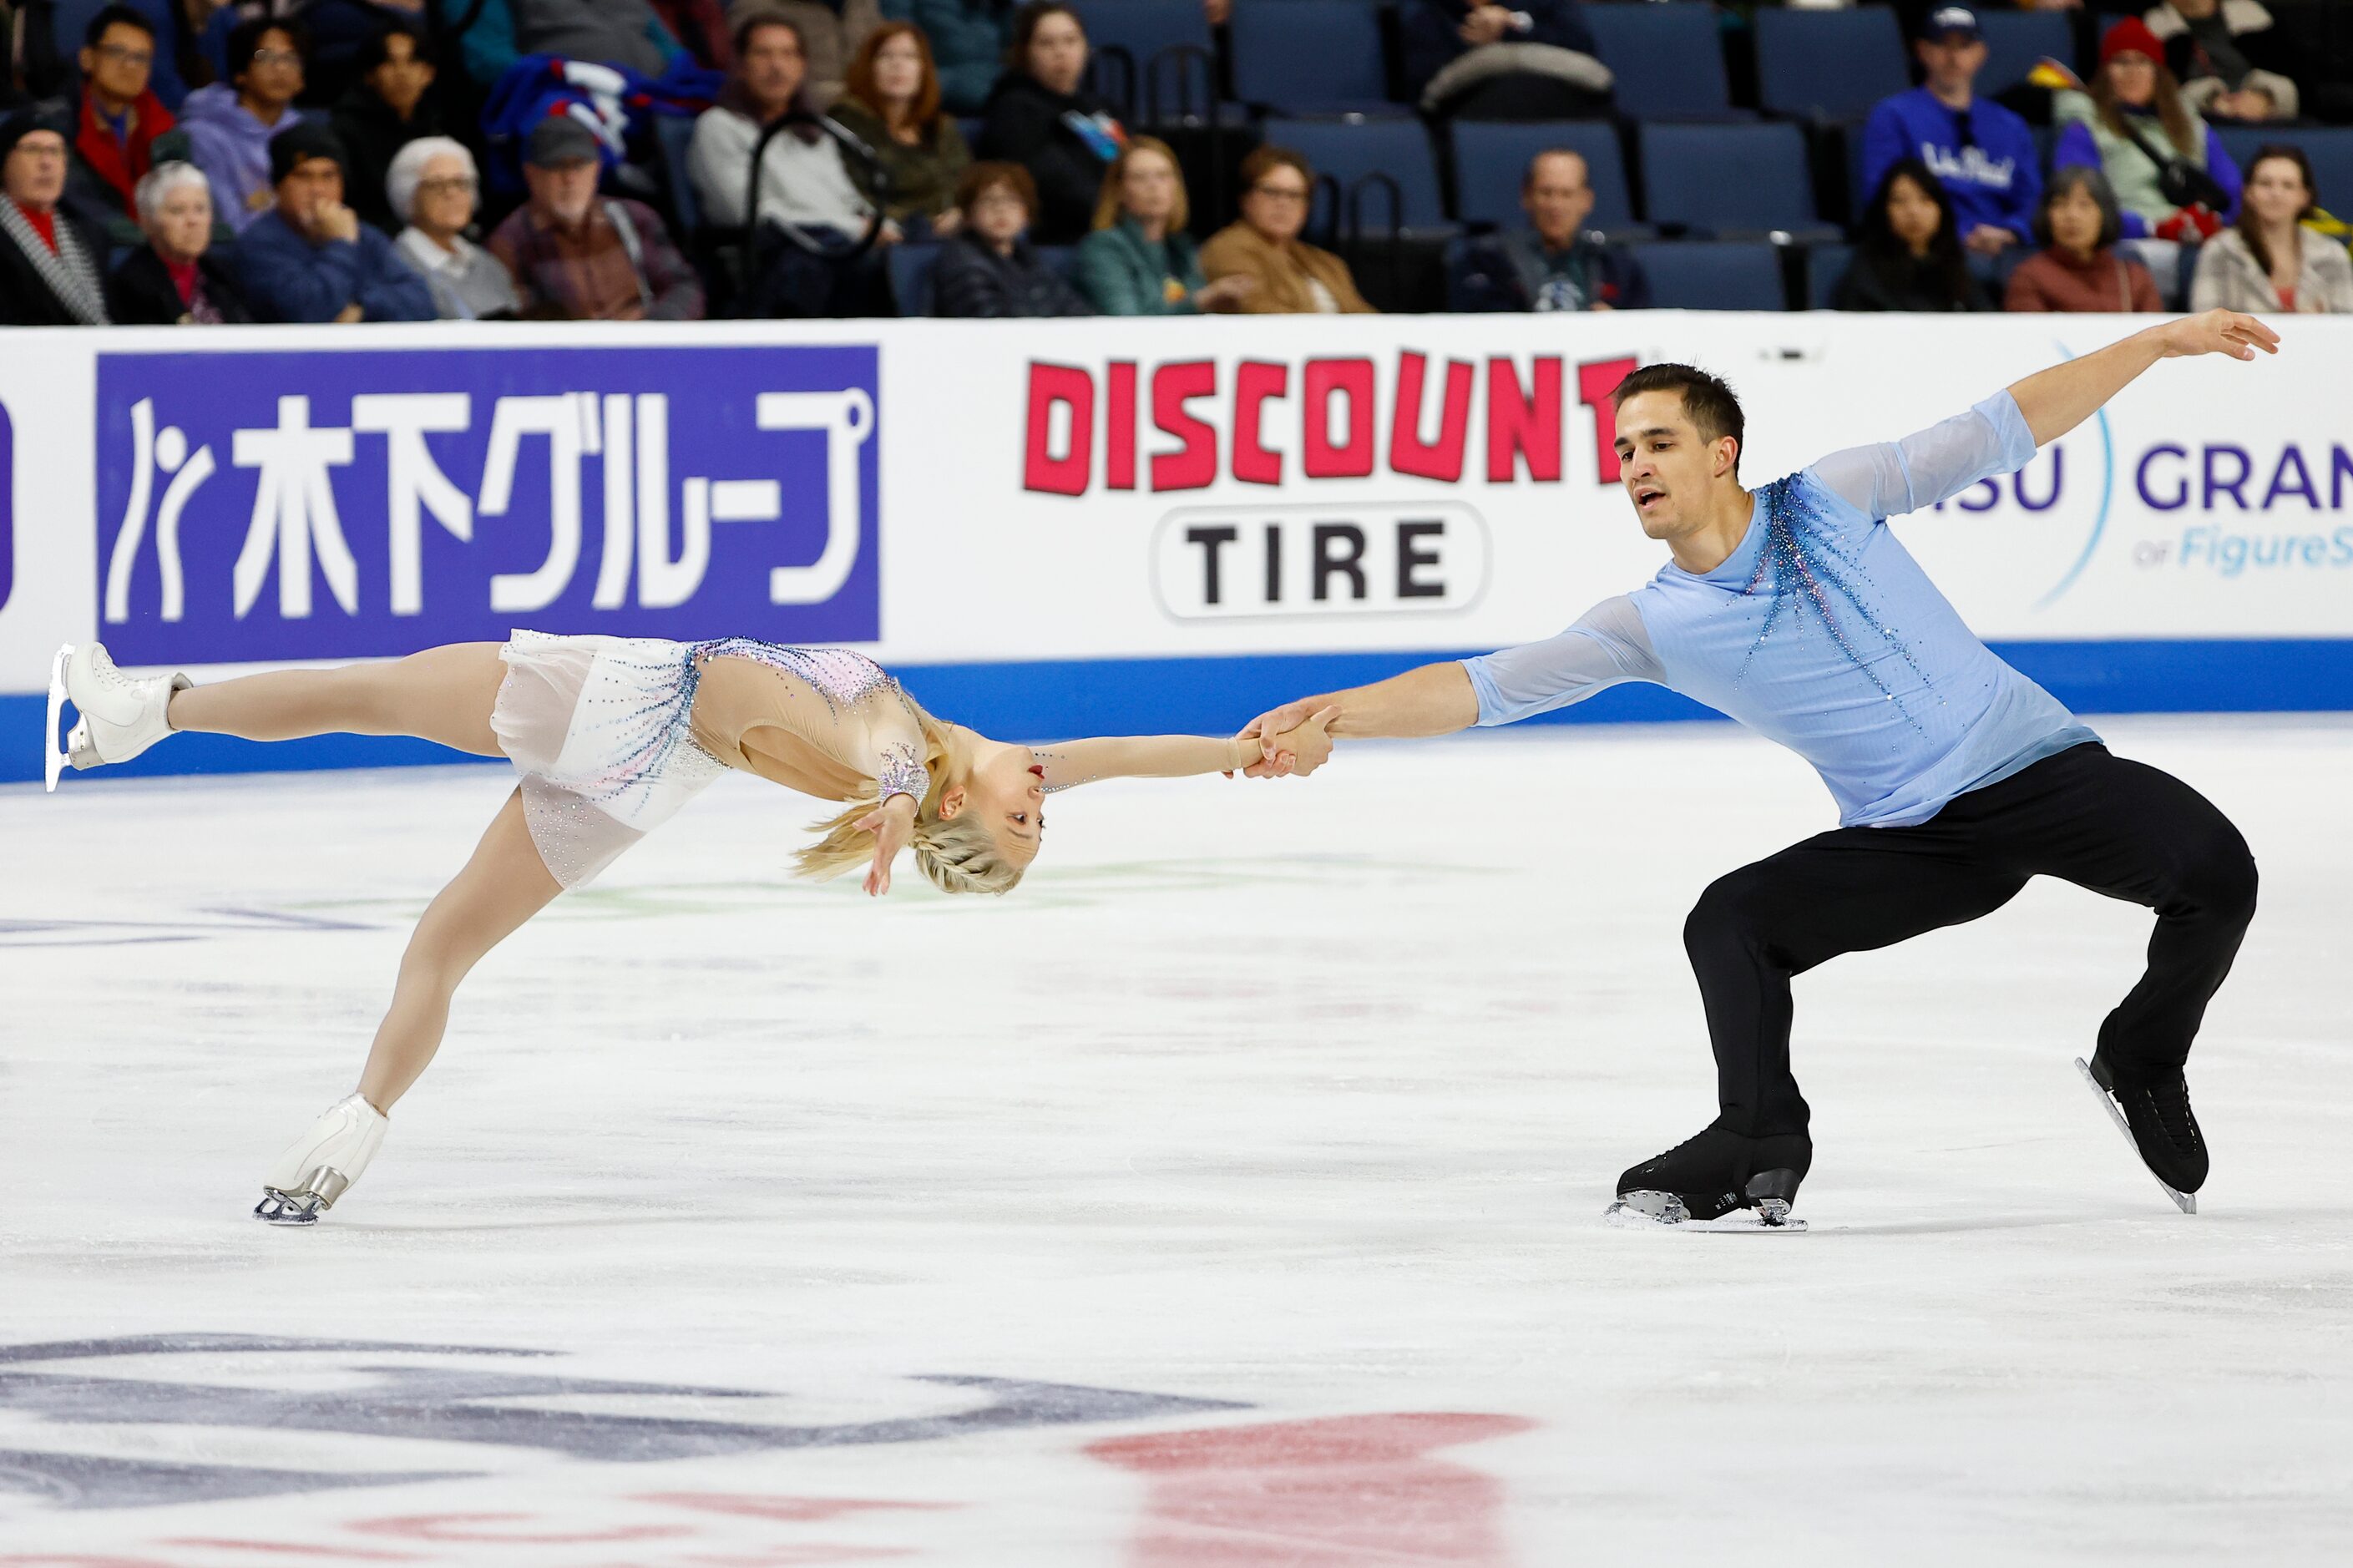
[357,786,564,1111]
[168,642,511,756]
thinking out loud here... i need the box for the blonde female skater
[47,631,1335,1223]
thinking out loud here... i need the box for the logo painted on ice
[92,346,880,663]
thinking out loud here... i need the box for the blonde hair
[790,703,1028,896]
[1093,135,1188,233]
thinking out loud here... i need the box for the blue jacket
[235,209,437,323]
[1860,89,2041,245]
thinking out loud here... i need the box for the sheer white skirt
[489,630,730,888]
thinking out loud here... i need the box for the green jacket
[1074,217,1207,316]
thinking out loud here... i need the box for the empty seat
[1976,11,2075,97]
[1753,7,1908,121]
[1582,2,1743,120]
[2214,127,2353,215]
[1231,0,1395,117]
[1806,243,1854,310]
[1268,118,1450,231]
[1074,0,1218,121]
[1643,122,1817,235]
[1452,121,1632,229]
[1072,0,1212,68]
[655,113,701,234]
[1629,241,1786,311]
[891,243,940,316]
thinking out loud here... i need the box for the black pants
[1684,745,2259,1139]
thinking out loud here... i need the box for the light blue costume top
[1463,392,2099,828]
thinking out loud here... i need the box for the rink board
[3,311,2350,780]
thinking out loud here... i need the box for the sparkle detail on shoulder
[1736,475,1934,730]
[566,640,919,817]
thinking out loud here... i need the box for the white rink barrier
[3,311,2348,780]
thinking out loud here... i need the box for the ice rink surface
[3,717,2350,1565]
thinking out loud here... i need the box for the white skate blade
[43,644,70,792]
[2074,1057,2197,1214]
[1602,1196,1808,1233]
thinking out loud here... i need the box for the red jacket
[75,87,177,216]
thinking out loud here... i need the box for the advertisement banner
[2,313,2348,784]
[89,343,878,664]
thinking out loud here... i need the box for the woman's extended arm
[1036,708,1337,792]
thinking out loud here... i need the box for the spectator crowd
[4,0,2351,326]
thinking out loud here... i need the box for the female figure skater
[46,631,1335,1223]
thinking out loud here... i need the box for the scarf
[0,197,109,323]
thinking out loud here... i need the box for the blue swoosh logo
[2035,339,2113,610]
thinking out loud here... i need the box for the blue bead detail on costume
[1736,475,1934,731]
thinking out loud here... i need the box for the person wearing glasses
[1199,144,1375,315]
[178,16,312,235]
[0,109,114,325]
[387,135,518,320]
[63,5,178,250]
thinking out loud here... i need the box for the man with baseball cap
[234,119,436,323]
[487,116,703,321]
[1860,7,2040,260]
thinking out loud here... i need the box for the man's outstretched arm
[2009,308,2278,447]
[1237,598,1663,770]
[1241,663,1480,764]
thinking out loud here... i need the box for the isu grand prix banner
[1,312,2348,778]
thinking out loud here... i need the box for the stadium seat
[2214,128,2353,217]
[1630,241,1787,311]
[1268,118,1450,232]
[1806,243,1853,310]
[1643,122,1819,235]
[655,114,701,235]
[1231,1,1395,117]
[1976,11,2074,97]
[1753,8,1909,122]
[1581,2,1743,120]
[1072,0,1213,71]
[1075,0,1219,122]
[891,243,940,316]
[1451,121,1632,230]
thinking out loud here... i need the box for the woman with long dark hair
[1834,159,1988,314]
[975,1,1123,245]
[2191,144,2353,314]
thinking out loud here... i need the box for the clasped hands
[1226,701,1340,781]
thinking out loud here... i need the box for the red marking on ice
[676,1550,916,1565]
[347,1514,695,1545]
[161,1542,423,1561]
[639,1495,956,1522]
[1088,1412,1536,1565]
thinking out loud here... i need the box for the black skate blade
[1602,1194,1808,1233]
[2074,1057,2197,1215]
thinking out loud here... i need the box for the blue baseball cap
[1922,6,1982,43]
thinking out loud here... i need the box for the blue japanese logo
[93,345,879,662]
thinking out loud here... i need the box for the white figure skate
[45,641,192,791]
[255,1094,387,1225]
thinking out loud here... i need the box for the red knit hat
[2101,17,2165,67]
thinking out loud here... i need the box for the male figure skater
[1242,309,2277,1226]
